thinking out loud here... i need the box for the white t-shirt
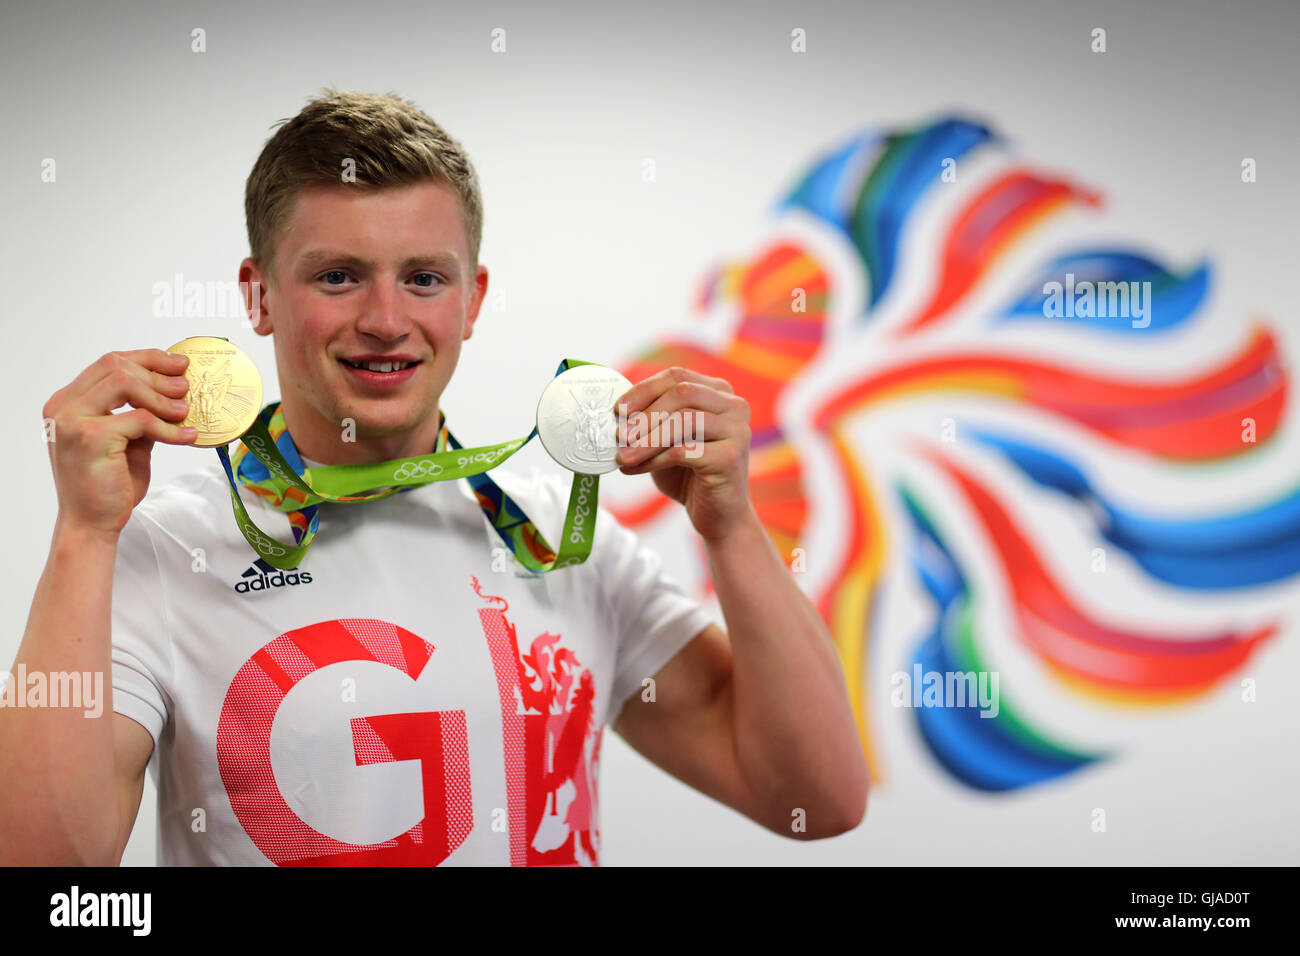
[110,458,714,866]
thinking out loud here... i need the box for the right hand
[43,349,199,538]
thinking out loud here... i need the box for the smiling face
[239,179,488,465]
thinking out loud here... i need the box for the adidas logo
[233,557,314,593]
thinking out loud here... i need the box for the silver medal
[536,364,635,475]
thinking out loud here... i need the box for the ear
[463,264,490,341]
[239,258,273,336]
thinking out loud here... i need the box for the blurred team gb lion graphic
[607,116,1300,792]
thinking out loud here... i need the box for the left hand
[615,366,754,541]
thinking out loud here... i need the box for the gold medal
[165,336,263,447]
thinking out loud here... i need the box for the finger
[46,350,191,417]
[618,412,748,468]
[617,366,736,414]
[104,407,198,446]
[619,407,733,461]
[68,358,193,421]
[621,381,748,444]
[618,432,746,476]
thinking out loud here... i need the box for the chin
[369,399,442,431]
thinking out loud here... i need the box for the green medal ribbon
[217,358,603,572]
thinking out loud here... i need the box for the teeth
[349,360,410,372]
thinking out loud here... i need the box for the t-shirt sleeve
[596,504,717,714]
[110,510,174,748]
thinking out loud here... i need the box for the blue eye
[412,273,443,288]
[322,270,349,285]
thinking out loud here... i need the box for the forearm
[703,506,868,836]
[0,520,123,865]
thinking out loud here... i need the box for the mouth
[338,357,422,389]
[340,357,421,372]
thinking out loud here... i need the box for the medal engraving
[166,336,263,447]
[536,364,633,475]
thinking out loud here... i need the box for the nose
[353,275,412,341]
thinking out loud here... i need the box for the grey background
[1,0,1297,865]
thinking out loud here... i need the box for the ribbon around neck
[218,358,602,572]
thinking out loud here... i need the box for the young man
[1,90,867,865]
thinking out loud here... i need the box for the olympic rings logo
[240,521,287,556]
[393,460,445,481]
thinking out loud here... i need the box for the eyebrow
[297,249,462,277]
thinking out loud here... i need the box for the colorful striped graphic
[609,114,1298,792]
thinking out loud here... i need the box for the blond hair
[244,88,483,284]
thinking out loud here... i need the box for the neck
[278,398,442,466]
